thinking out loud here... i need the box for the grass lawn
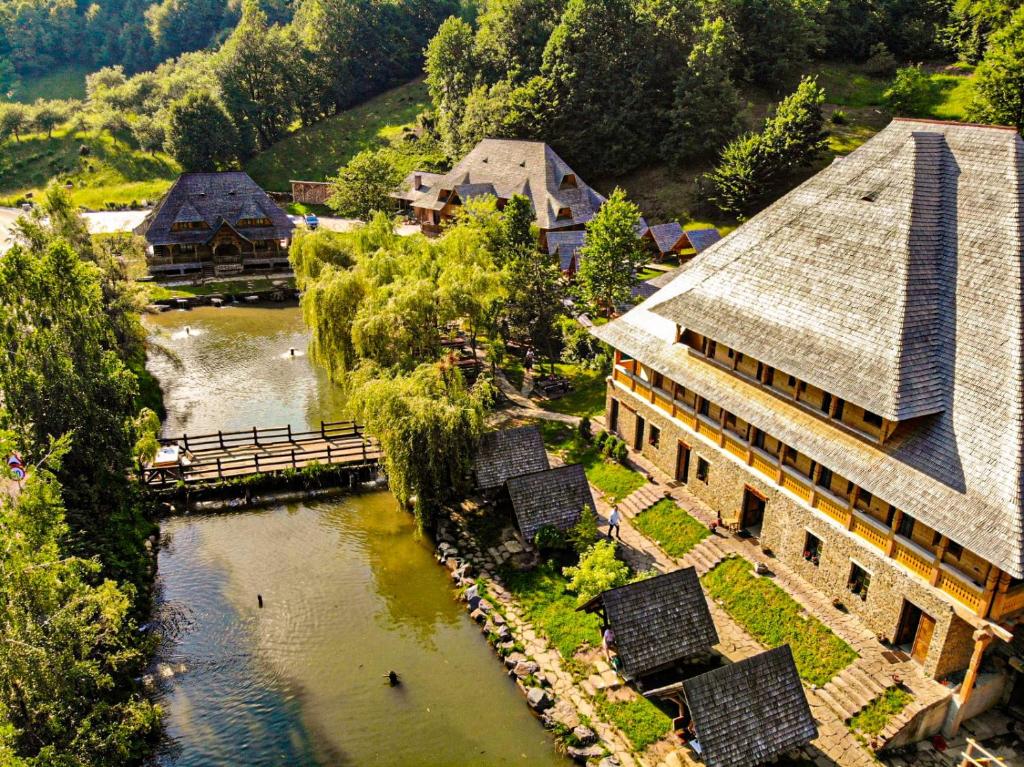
[503,357,609,418]
[849,687,913,736]
[246,79,439,191]
[595,693,673,752]
[702,557,858,686]
[147,277,295,301]
[632,499,709,558]
[636,267,662,281]
[540,421,645,503]
[502,562,603,659]
[0,127,180,209]
[8,66,89,103]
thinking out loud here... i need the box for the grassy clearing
[595,693,672,752]
[0,127,179,209]
[502,562,602,659]
[540,421,645,502]
[7,66,89,103]
[146,277,295,301]
[702,557,858,686]
[246,79,438,190]
[632,499,709,559]
[503,357,608,418]
[849,687,913,736]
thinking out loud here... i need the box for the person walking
[608,505,621,539]
[524,348,535,376]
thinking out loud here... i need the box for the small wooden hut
[505,464,595,541]
[473,425,550,493]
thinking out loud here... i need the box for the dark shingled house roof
[645,222,685,254]
[506,464,595,540]
[546,230,587,271]
[473,426,550,491]
[581,568,718,678]
[136,171,294,247]
[592,120,1024,578]
[682,228,722,253]
[682,646,817,767]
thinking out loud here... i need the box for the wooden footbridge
[142,420,382,489]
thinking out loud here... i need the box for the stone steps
[617,483,667,519]
[679,536,728,575]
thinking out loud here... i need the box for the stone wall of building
[605,381,979,681]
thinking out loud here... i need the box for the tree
[424,15,479,155]
[0,444,161,766]
[346,362,485,526]
[495,193,536,263]
[563,539,631,604]
[883,64,932,115]
[968,6,1024,130]
[31,99,63,138]
[474,0,562,81]
[662,17,743,164]
[130,115,165,154]
[705,132,769,216]
[864,41,898,76]
[216,0,298,150]
[165,92,240,171]
[328,149,404,220]
[576,188,646,314]
[0,103,29,144]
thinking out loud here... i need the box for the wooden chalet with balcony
[136,171,294,277]
[591,120,1024,730]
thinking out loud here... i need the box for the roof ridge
[892,117,1020,132]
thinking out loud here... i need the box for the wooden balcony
[936,566,987,613]
[815,490,852,527]
[723,432,748,460]
[991,585,1024,621]
[780,467,813,504]
[850,510,888,551]
[694,415,720,440]
[749,447,778,480]
[894,538,934,580]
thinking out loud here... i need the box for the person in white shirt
[608,506,621,539]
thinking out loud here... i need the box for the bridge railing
[160,420,364,453]
[143,436,382,488]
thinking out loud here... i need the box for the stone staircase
[616,483,670,520]
[816,663,897,725]
[678,534,731,576]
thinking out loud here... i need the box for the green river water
[145,305,567,767]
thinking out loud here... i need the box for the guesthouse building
[590,119,1024,705]
[137,171,294,277]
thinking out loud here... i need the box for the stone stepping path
[617,483,670,519]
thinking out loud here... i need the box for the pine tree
[662,17,743,164]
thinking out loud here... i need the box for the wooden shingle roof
[546,230,587,271]
[681,227,721,253]
[136,171,294,246]
[592,120,1024,577]
[645,222,685,254]
[585,568,718,678]
[682,646,816,767]
[506,464,595,540]
[473,426,550,491]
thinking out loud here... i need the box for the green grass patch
[636,267,662,281]
[146,277,295,301]
[246,79,441,191]
[595,693,672,752]
[849,687,913,736]
[0,127,179,209]
[8,66,89,103]
[537,421,645,502]
[502,357,608,418]
[632,499,709,558]
[702,557,858,686]
[502,562,602,659]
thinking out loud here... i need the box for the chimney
[414,173,422,189]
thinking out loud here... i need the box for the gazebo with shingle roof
[580,568,718,680]
[473,425,550,492]
[681,646,817,767]
[505,464,595,541]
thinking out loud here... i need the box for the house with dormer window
[591,120,1024,729]
[393,139,607,243]
[136,171,294,277]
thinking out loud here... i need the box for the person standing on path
[608,505,621,539]
[524,348,535,376]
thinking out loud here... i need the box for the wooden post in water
[287,424,292,442]
[183,434,189,451]
[252,426,259,447]
[326,444,332,464]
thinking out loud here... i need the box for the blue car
[304,214,319,230]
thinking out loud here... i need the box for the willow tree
[347,362,485,526]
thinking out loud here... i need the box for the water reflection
[148,306,567,767]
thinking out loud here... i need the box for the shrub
[569,504,599,555]
[831,109,848,125]
[613,441,628,463]
[884,65,930,116]
[864,42,898,77]
[578,416,592,441]
[563,540,631,605]
[534,524,570,552]
[594,430,609,448]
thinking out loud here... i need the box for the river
[145,305,567,767]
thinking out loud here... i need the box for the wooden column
[947,629,994,737]
[886,510,904,557]
[931,536,950,586]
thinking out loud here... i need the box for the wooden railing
[937,567,987,613]
[894,539,934,580]
[960,738,1008,766]
[161,421,364,454]
[780,468,813,503]
[991,585,1024,621]
[851,512,889,551]
[749,448,778,479]
[815,492,852,527]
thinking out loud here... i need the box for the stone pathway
[578,434,952,767]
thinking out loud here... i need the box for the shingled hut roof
[506,464,595,540]
[547,230,587,271]
[591,120,1024,578]
[582,568,718,678]
[682,646,817,767]
[473,426,550,491]
[398,139,607,231]
[644,222,686,254]
[135,172,294,247]
[681,228,722,253]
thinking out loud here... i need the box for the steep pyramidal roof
[592,120,1024,577]
[506,464,595,540]
[473,426,550,491]
[136,171,294,246]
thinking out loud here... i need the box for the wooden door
[634,416,645,451]
[610,400,619,434]
[912,613,936,664]
[676,443,690,483]
[741,486,766,528]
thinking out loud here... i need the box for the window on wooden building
[897,514,915,539]
[947,541,963,559]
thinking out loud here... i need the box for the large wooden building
[136,172,294,277]
[591,120,1024,723]
[392,139,606,241]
